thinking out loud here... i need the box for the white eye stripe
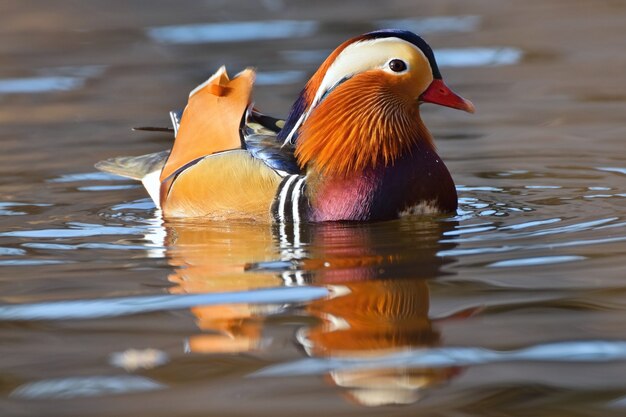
[311,38,429,107]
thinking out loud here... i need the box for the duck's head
[281,29,474,178]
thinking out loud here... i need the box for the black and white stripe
[281,270,307,287]
[271,174,309,223]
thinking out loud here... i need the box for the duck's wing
[242,108,300,176]
[248,108,285,133]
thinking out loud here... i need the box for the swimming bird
[96,29,474,222]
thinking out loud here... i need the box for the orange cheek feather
[295,71,433,178]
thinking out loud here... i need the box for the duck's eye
[388,59,407,72]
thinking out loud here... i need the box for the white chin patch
[399,200,441,217]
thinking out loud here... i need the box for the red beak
[419,79,475,113]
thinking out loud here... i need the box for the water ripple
[443,226,496,236]
[457,185,504,192]
[11,376,164,399]
[377,16,481,33]
[0,201,52,216]
[499,218,562,231]
[597,167,626,176]
[111,198,155,211]
[77,185,140,192]
[253,340,626,377]
[22,242,149,251]
[435,47,523,68]
[0,247,26,256]
[0,66,105,95]
[0,259,68,266]
[0,76,83,94]
[256,70,306,86]
[1,222,149,239]
[0,286,329,320]
[442,217,620,243]
[438,235,626,257]
[147,20,318,44]
[48,172,125,183]
[488,255,586,268]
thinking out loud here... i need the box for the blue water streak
[597,167,626,176]
[377,16,481,33]
[0,286,329,321]
[0,76,82,94]
[48,172,126,183]
[252,340,626,377]
[436,47,523,67]
[488,255,586,268]
[11,375,164,399]
[147,20,318,44]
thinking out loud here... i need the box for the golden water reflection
[165,221,281,353]
[163,218,461,405]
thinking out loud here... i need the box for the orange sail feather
[160,67,255,182]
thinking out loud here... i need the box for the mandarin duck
[96,29,474,222]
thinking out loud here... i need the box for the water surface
[1,1,626,416]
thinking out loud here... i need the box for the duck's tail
[95,150,170,207]
[95,150,170,180]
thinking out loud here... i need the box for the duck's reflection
[301,278,461,406]
[163,217,461,405]
[164,221,282,353]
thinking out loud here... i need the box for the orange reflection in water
[303,278,460,406]
[163,218,462,405]
[165,221,281,353]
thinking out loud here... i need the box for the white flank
[141,170,162,209]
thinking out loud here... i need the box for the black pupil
[389,59,407,72]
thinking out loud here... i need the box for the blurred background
[1,1,626,416]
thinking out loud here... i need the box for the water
[1,1,626,416]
